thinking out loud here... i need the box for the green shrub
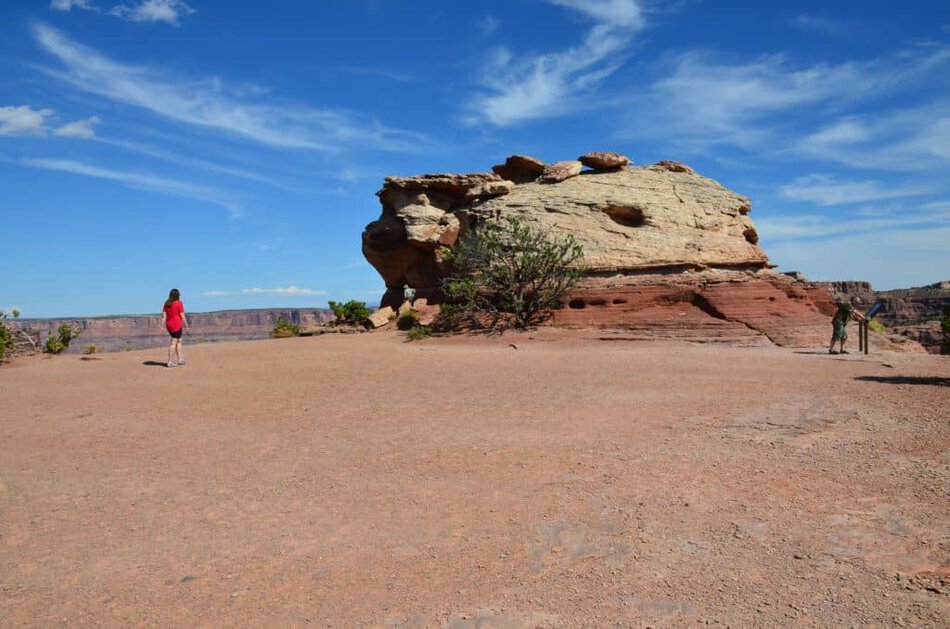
[440,216,585,331]
[272,318,302,338]
[58,323,81,344]
[0,320,12,360]
[868,318,886,334]
[405,325,432,341]
[44,335,66,355]
[397,310,420,331]
[82,344,99,355]
[328,300,371,326]
[45,323,81,355]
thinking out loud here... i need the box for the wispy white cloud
[20,157,244,216]
[757,200,950,240]
[790,15,841,35]
[547,0,645,29]
[242,286,326,296]
[796,104,950,171]
[779,174,934,206]
[32,24,430,152]
[50,0,98,12]
[632,45,950,152]
[0,105,53,136]
[335,66,413,83]
[479,15,499,37]
[469,0,646,126]
[1,105,103,139]
[91,135,293,188]
[110,0,195,25]
[202,286,327,297]
[53,115,100,138]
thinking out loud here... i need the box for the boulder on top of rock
[578,151,630,171]
[651,160,696,175]
[539,160,583,184]
[492,154,546,184]
[379,173,514,207]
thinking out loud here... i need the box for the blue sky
[1,0,948,317]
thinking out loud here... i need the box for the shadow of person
[855,375,950,387]
[142,360,168,367]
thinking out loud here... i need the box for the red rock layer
[552,270,838,348]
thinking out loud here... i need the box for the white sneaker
[167,362,178,368]
[178,359,187,365]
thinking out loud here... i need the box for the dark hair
[164,288,181,308]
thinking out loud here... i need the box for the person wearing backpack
[829,297,865,355]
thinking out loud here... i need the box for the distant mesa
[361,152,931,349]
[6,309,334,355]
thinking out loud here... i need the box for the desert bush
[328,300,371,326]
[405,325,432,341]
[397,310,420,331]
[44,323,81,355]
[271,317,302,338]
[44,335,65,354]
[868,318,886,334]
[0,320,12,360]
[82,344,99,355]
[440,216,585,331]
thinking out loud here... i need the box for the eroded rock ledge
[362,152,842,347]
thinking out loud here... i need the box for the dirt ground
[1,330,948,627]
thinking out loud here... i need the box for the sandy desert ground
[1,330,948,627]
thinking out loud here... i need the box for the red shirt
[163,300,184,333]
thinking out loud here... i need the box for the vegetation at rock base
[0,315,12,361]
[439,216,585,331]
[868,318,886,334]
[82,344,99,355]
[405,325,432,341]
[271,318,302,338]
[397,310,420,331]
[329,300,371,326]
[941,306,950,354]
[44,323,81,355]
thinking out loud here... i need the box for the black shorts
[168,329,183,339]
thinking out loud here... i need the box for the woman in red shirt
[160,288,188,367]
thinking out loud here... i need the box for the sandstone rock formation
[362,154,851,347]
[578,151,630,170]
[367,306,395,329]
[492,154,546,184]
[652,160,697,175]
[539,160,583,184]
